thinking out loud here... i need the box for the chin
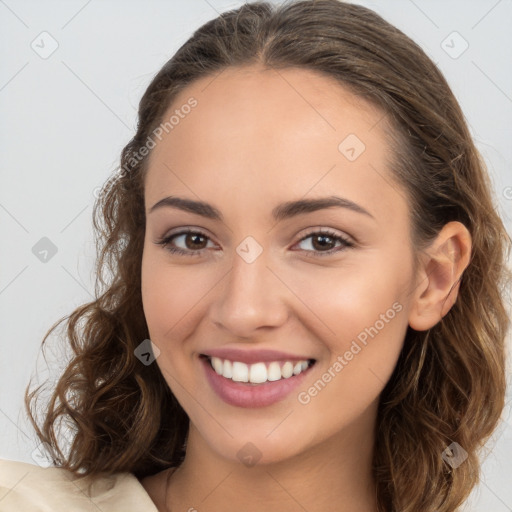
[195,422,315,468]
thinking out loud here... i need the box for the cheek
[293,306,407,447]
[290,255,408,348]
[291,255,410,422]
[141,248,205,339]
[140,252,198,390]
[141,258,171,339]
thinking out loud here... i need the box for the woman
[1,1,510,511]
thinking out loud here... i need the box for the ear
[408,221,472,331]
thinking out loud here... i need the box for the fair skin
[139,65,471,512]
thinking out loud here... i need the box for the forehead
[144,65,406,226]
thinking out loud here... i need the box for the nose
[209,242,290,339]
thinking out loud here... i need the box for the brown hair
[26,1,511,511]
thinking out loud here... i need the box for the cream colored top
[0,459,158,511]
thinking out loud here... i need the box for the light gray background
[0,0,511,510]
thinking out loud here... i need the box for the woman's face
[141,65,418,465]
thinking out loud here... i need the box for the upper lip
[200,348,315,364]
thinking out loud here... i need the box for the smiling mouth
[200,354,316,385]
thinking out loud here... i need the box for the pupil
[313,235,333,250]
[188,234,205,249]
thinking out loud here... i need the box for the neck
[165,403,379,512]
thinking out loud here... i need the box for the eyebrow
[149,195,374,221]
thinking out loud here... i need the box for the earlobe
[408,221,472,332]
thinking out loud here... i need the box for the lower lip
[201,357,314,408]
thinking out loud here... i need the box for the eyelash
[155,228,354,258]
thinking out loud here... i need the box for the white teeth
[267,362,282,381]
[249,362,267,384]
[281,361,293,379]
[232,361,249,382]
[208,357,312,384]
[212,357,223,375]
[223,359,233,379]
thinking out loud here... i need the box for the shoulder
[0,459,158,512]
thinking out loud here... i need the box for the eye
[293,228,354,257]
[155,229,215,257]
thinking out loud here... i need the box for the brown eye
[295,229,354,257]
[183,232,208,250]
[311,234,336,251]
[155,229,215,256]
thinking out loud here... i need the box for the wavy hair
[26,1,511,511]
